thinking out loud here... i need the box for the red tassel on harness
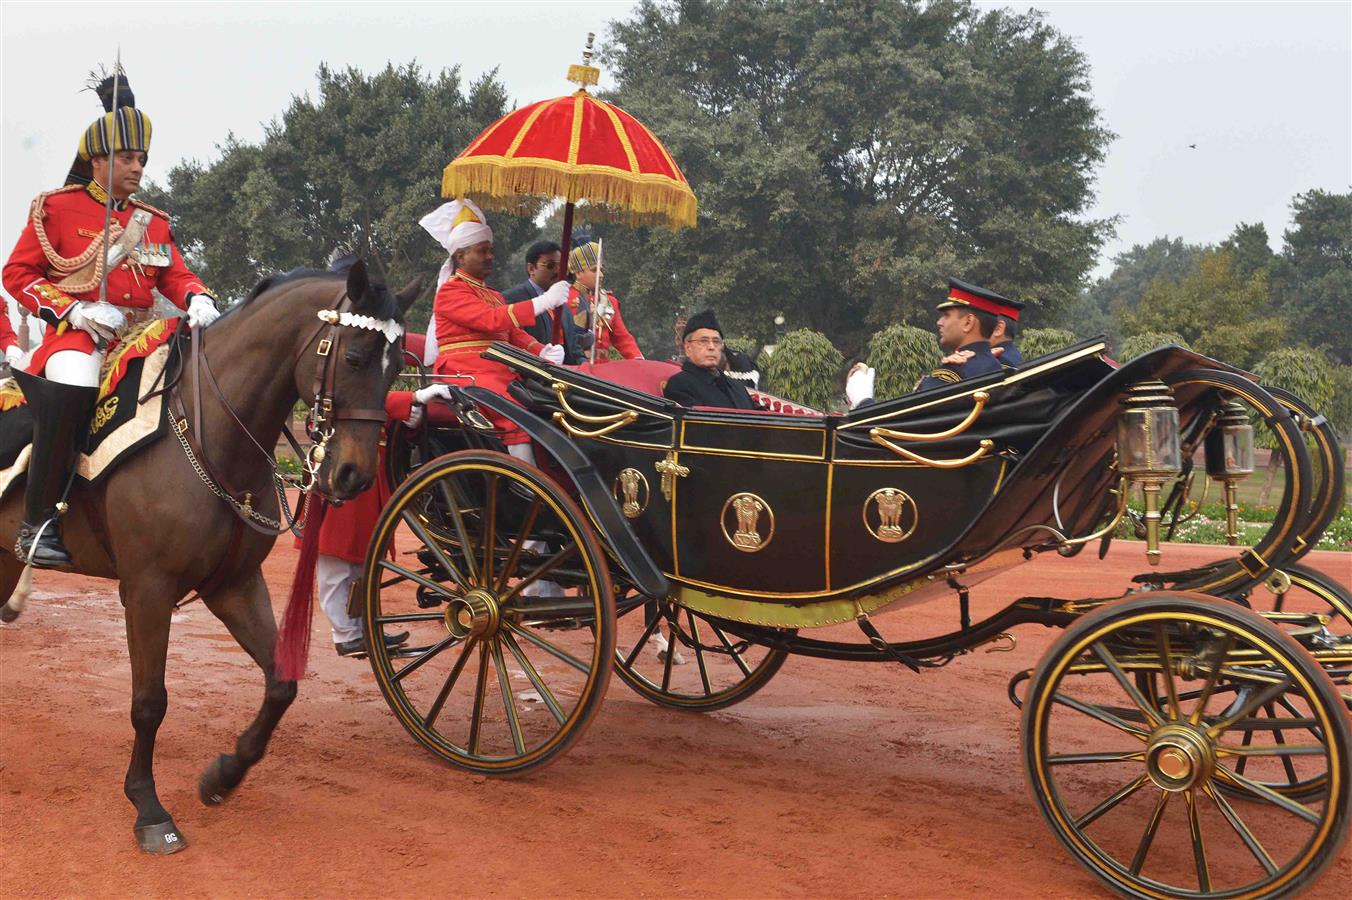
[275,495,329,681]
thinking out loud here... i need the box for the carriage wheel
[1023,593,1349,899]
[612,593,790,711]
[1249,563,1351,636]
[361,450,615,775]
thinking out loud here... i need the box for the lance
[96,51,123,311]
[588,238,606,366]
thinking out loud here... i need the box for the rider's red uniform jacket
[1,182,211,374]
[555,286,642,363]
[432,270,544,445]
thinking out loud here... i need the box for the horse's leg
[0,554,24,622]
[197,569,297,806]
[120,578,188,854]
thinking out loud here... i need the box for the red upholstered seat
[403,332,427,363]
[567,358,681,398]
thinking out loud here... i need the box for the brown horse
[0,260,416,853]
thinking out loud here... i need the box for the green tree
[140,63,539,331]
[866,324,940,397]
[1069,237,1205,344]
[1221,221,1275,281]
[1271,189,1352,363]
[599,0,1112,358]
[1251,346,1338,502]
[1018,327,1076,359]
[1118,331,1190,360]
[762,328,843,410]
[1327,366,1352,443]
[1122,248,1282,369]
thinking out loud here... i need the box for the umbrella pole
[559,201,575,260]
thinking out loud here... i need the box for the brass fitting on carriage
[1203,400,1255,545]
[1116,381,1183,565]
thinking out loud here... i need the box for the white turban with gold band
[418,199,493,366]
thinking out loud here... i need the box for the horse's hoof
[0,606,19,624]
[198,756,234,806]
[134,819,187,854]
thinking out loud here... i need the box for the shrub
[762,328,844,410]
[1118,331,1190,360]
[866,324,940,397]
[1018,327,1077,360]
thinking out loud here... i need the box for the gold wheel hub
[445,588,501,639]
[1146,724,1215,792]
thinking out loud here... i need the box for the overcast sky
[2,0,1349,335]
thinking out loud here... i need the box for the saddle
[0,319,181,499]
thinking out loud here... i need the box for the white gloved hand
[402,405,425,429]
[186,293,220,328]
[846,364,875,409]
[539,343,565,365]
[4,345,25,368]
[67,301,126,342]
[531,280,571,317]
[414,384,452,406]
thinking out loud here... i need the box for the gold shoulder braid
[30,187,120,278]
[50,210,152,295]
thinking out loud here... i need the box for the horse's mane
[230,268,403,322]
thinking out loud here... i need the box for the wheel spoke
[1188,634,1236,726]
[481,473,498,586]
[1268,703,1303,787]
[392,632,462,683]
[1074,773,1149,829]
[660,616,677,692]
[425,636,478,730]
[711,622,753,678]
[1185,790,1211,893]
[502,630,567,725]
[687,610,712,696]
[504,620,591,674]
[401,509,471,592]
[622,607,664,669]
[1053,692,1151,739]
[1048,750,1147,766]
[1091,642,1164,727]
[467,642,490,756]
[500,544,579,604]
[494,497,542,594]
[491,638,526,756]
[1213,764,1322,824]
[1153,623,1182,720]
[435,478,480,584]
[1201,783,1278,875]
[1129,789,1170,875]
[377,560,459,601]
[1207,678,1292,738]
[375,612,446,624]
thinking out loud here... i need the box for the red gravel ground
[2,540,1348,898]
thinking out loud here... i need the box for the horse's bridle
[168,290,394,536]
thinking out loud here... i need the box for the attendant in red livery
[419,198,570,448]
[559,241,643,364]
[0,71,219,568]
[1,304,25,370]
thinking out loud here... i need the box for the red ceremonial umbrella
[442,35,697,251]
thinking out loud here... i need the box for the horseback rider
[1,71,220,568]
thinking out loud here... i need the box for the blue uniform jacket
[917,340,1004,391]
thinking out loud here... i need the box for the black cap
[682,309,722,339]
[938,277,1025,320]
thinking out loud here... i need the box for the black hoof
[0,605,18,624]
[135,819,187,854]
[198,755,235,806]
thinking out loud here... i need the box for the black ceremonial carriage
[361,337,1350,899]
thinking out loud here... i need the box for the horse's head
[297,259,420,501]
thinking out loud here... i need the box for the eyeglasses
[685,337,723,348]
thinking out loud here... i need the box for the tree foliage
[1018,327,1076,359]
[1070,237,1205,344]
[1327,366,1352,443]
[866,324,940,397]
[1118,331,1190,360]
[597,0,1112,357]
[1271,189,1352,363]
[1251,346,1337,450]
[762,328,844,410]
[139,63,540,330]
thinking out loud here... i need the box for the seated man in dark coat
[662,310,759,410]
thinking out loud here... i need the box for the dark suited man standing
[503,240,563,345]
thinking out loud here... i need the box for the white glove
[414,384,452,406]
[4,345,25,368]
[402,405,425,429]
[531,280,571,317]
[186,293,220,328]
[67,301,126,342]
[846,364,875,409]
[539,343,565,365]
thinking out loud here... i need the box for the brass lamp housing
[1117,381,1183,564]
[1204,400,1255,545]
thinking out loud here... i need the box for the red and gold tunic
[555,286,642,363]
[1,182,212,374]
[432,270,544,445]
[0,303,19,351]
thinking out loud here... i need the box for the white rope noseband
[316,309,404,344]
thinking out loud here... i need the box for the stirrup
[15,516,72,568]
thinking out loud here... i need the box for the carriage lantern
[1117,381,1183,564]
[1203,399,1255,545]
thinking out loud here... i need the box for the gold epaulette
[29,184,83,218]
[130,198,170,219]
[928,368,962,384]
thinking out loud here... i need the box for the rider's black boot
[11,370,98,568]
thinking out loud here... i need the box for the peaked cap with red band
[936,277,1025,321]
